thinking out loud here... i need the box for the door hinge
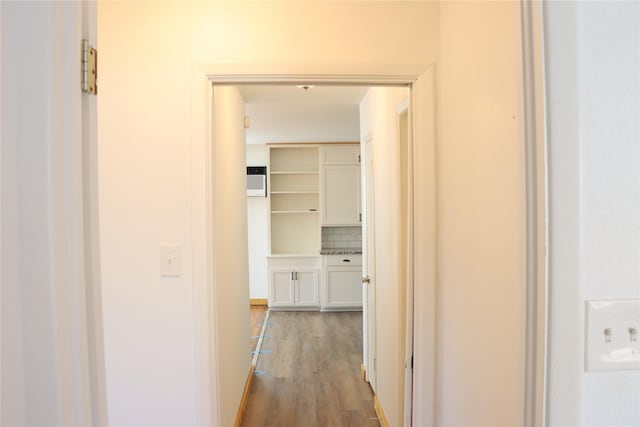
[405,355,414,370]
[81,39,97,95]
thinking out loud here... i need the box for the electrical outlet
[585,299,640,371]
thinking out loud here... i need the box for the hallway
[242,312,378,427]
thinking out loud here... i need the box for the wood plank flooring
[241,311,379,427]
[250,305,268,353]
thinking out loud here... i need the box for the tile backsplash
[321,226,362,249]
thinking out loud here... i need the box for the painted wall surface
[247,144,269,299]
[437,2,526,426]
[579,3,640,424]
[245,102,360,145]
[98,1,439,424]
[546,2,640,426]
[360,86,410,427]
[212,86,251,427]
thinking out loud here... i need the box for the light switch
[160,245,181,277]
[585,299,640,371]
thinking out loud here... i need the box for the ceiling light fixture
[296,85,315,92]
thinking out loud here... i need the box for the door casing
[188,59,545,427]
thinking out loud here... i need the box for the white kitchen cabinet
[268,256,321,310]
[320,144,360,165]
[320,145,361,226]
[321,255,363,310]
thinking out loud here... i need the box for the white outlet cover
[585,299,640,371]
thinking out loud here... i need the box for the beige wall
[98,1,439,424]
[211,86,251,427]
[437,2,526,426]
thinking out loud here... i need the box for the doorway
[236,84,411,424]
[202,78,422,427]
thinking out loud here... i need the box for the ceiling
[239,85,368,145]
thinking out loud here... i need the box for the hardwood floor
[241,311,379,427]
[250,305,268,353]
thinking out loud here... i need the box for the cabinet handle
[291,272,294,281]
[295,271,298,280]
[342,259,351,263]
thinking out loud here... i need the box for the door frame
[361,132,377,391]
[189,58,545,427]
[190,65,435,426]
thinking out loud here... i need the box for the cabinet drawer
[325,254,362,266]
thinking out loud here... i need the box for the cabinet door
[322,165,361,225]
[295,270,319,306]
[326,268,363,308]
[321,145,360,165]
[270,270,294,306]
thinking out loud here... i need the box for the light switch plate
[160,244,181,277]
[585,299,640,371]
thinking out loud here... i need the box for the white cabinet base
[321,255,363,311]
[268,256,321,310]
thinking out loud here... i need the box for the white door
[295,270,319,306]
[271,270,295,306]
[362,135,377,390]
[322,165,361,225]
[326,268,362,307]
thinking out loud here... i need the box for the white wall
[245,102,360,145]
[360,86,410,427]
[437,2,526,426]
[546,2,640,426]
[98,1,439,424]
[247,144,269,299]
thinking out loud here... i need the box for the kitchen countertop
[320,248,362,255]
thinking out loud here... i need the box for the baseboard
[234,366,255,427]
[250,298,268,306]
[373,395,390,427]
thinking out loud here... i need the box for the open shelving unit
[268,146,320,254]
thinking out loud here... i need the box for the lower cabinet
[270,269,319,308]
[268,255,362,311]
[268,256,320,310]
[322,255,363,310]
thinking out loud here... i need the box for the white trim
[399,103,415,427]
[190,67,219,426]
[541,2,582,426]
[521,1,548,426]
[410,66,438,427]
[80,1,108,425]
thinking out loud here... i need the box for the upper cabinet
[320,145,361,226]
[320,144,360,165]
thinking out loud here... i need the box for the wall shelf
[270,171,319,175]
[271,191,319,194]
[271,210,319,214]
[269,146,321,255]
